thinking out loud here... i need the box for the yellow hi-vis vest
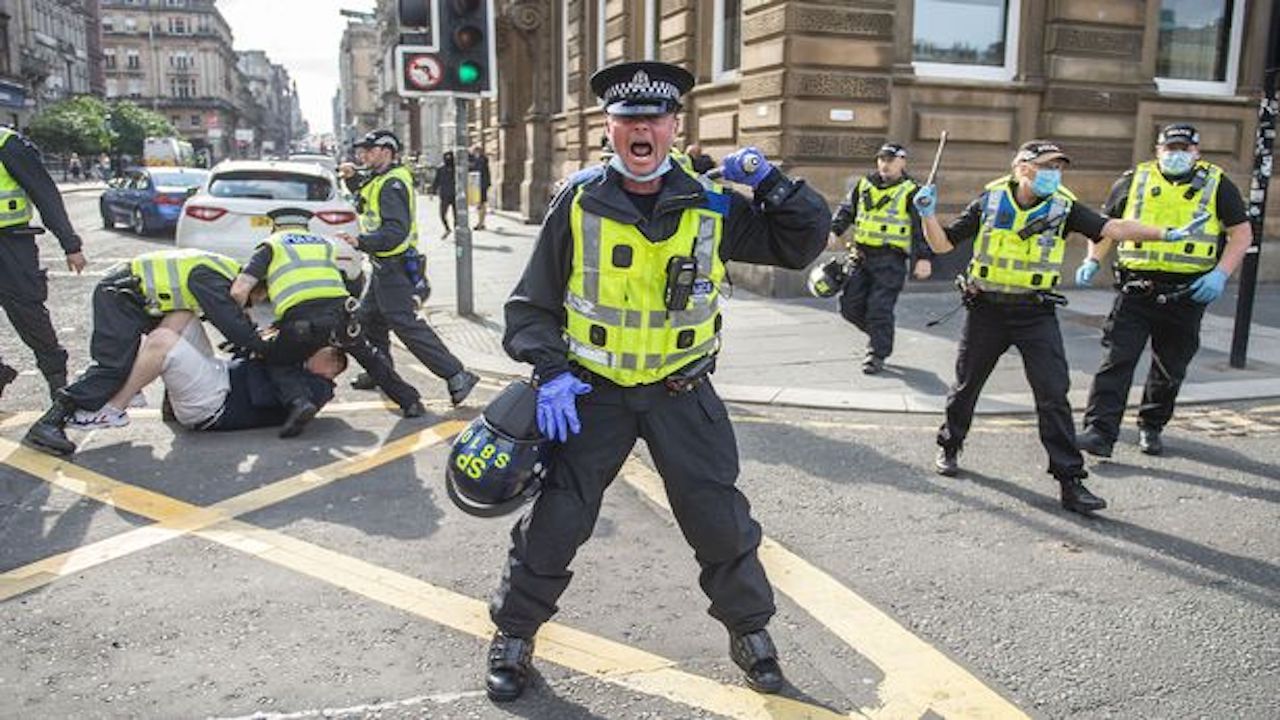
[129,249,240,317]
[563,176,728,387]
[0,129,34,229]
[851,176,916,251]
[262,230,349,318]
[1116,160,1223,274]
[358,165,418,258]
[969,176,1076,293]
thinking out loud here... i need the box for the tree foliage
[26,96,178,156]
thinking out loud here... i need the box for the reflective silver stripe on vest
[1131,168,1152,218]
[273,278,346,309]
[0,189,26,199]
[268,241,337,285]
[644,336,718,370]
[0,207,30,222]
[571,334,718,372]
[165,258,188,309]
[580,212,602,304]
[565,291,644,328]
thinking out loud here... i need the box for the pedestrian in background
[1075,123,1253,458]
[469,143,490,230]
[67,152,82,181]
[829,142,932,374]
[0,126,87,403]
[430,150,457,237]
[481,60,830,703]
[916,140,1204,515]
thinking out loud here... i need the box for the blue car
[100,167,210,235]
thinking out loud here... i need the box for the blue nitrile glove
[536,372,593,443]
[1075,258,1099,286]
[912,185,937,218]
[721,147,773,187]
[1164,212,1212,243]
[1188,267,1227,304]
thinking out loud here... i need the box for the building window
[169,17,188,34]
[106,78,119,96]
[712,0,741,79]
[127,79,143,97]
[102,15,114,32]
[170,52,192,70]
[644,0,659,61]
[191,114,201,127]
[126,50,140,69]
[124,17,137,31]
[170,76,196,98]
[912,0,1020,82]
[1155,0,1245,96]
[104,49,117,69]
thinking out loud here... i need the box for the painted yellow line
[201,518,856,720]
[0,411,39,429]
[620,459,1028,720]
[0,421,465,601]
[731,416,1034,432]
[2,437,856,718]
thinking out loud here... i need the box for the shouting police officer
[916,140,1204,514]
[829,142,932,374]
[336,130,479,406]
[1075,123,1254,457]
[0,126,87,400]
[481,60,830,702]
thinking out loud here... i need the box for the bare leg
[105,312,197,409]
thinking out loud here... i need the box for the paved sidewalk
[423,196,1280,414]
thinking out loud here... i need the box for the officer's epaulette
[701,184,729,216]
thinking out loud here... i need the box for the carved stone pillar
[507,0,555,222]
[494,18,528,213]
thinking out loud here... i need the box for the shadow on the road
[1157,434,1280,484]
[878,363,950,396]
[0,472,101,573]
[1091,459,1280,504]
[494,668,610,719]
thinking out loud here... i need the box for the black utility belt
[569,354,717,396]
[975,290,1066,307]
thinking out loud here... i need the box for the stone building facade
[477,0,1279,282]
[4,0,95,124]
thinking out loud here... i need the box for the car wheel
[101,209,114,229]
[132,208,147,235]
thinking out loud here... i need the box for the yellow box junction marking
[0,430,852,719]
[620,458,1029,720]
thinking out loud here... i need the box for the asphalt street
[0,190,1277,719]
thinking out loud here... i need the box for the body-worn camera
[664,256,698,310]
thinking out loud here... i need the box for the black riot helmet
[445,379,549,517]
[807,256,852,298]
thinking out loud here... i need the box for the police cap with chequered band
[877,142,908,158]
[353,129,401,153]
[1012,140,1071,166]
[590,61,695,116]
[1157,123,1200,147]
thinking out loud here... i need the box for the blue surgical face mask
[1159,150,1195,176]
[1031,167,1062,197]
[609,154,672,183]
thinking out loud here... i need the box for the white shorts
[161,321,231,428]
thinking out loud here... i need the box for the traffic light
[437,0,495,97]
[397,0,435,30]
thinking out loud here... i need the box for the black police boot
[22,393,78,457]
[0,364,17,399]
[1058,474,1107,515]
[1138,426,1164,456]
[485,631,534,702]
[1075,427,1113,458]
[447,370,480,406]
[401,400,426,418]
[44,372,67,402]
[278,398,319,439]
[730,629,785,694]
[934,445,960,477]
[861,354,884,375]
[349,372,377,391]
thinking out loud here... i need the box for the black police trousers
[357,260,464,381]
[62,266,159,411]
[1083,291,1206,441]
[490,377,776,639]
[937,300,1085,479]
[839,248,908,360]
[0,237,69,383]
[268,296,420,409]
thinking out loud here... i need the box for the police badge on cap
[589,61,695,116]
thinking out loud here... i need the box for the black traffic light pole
[1229,5,1280,368]
[453,97,474,317]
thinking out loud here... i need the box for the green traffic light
[457,61,481,85]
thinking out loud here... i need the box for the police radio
[664,256,698,310]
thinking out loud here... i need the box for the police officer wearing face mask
[915,140,1199,515]
[829,142,933,374]
[482,60,830,702]
[1075,124,1253,458]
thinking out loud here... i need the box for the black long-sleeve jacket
[504,164,832,381]
[0,132,83,253]
[186,266,267,354]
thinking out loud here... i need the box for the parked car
[100,167,209,235]
[175,160,364,287]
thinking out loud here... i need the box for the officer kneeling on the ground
[1075,123,1254,458]
[916,140,1205,515]
[480,60,831,702]
[24,248,264,456]
[229,207,425,437]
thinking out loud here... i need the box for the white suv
[175,160,364,285]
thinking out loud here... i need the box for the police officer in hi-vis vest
[0,126,87,401]
[229,207,425,437]
[915,140,1205,515]
[481,61,830,702]
[1075,124,1253,457]
[829,142,933,374]
[335,130,479,407]
[24,249,264,456]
